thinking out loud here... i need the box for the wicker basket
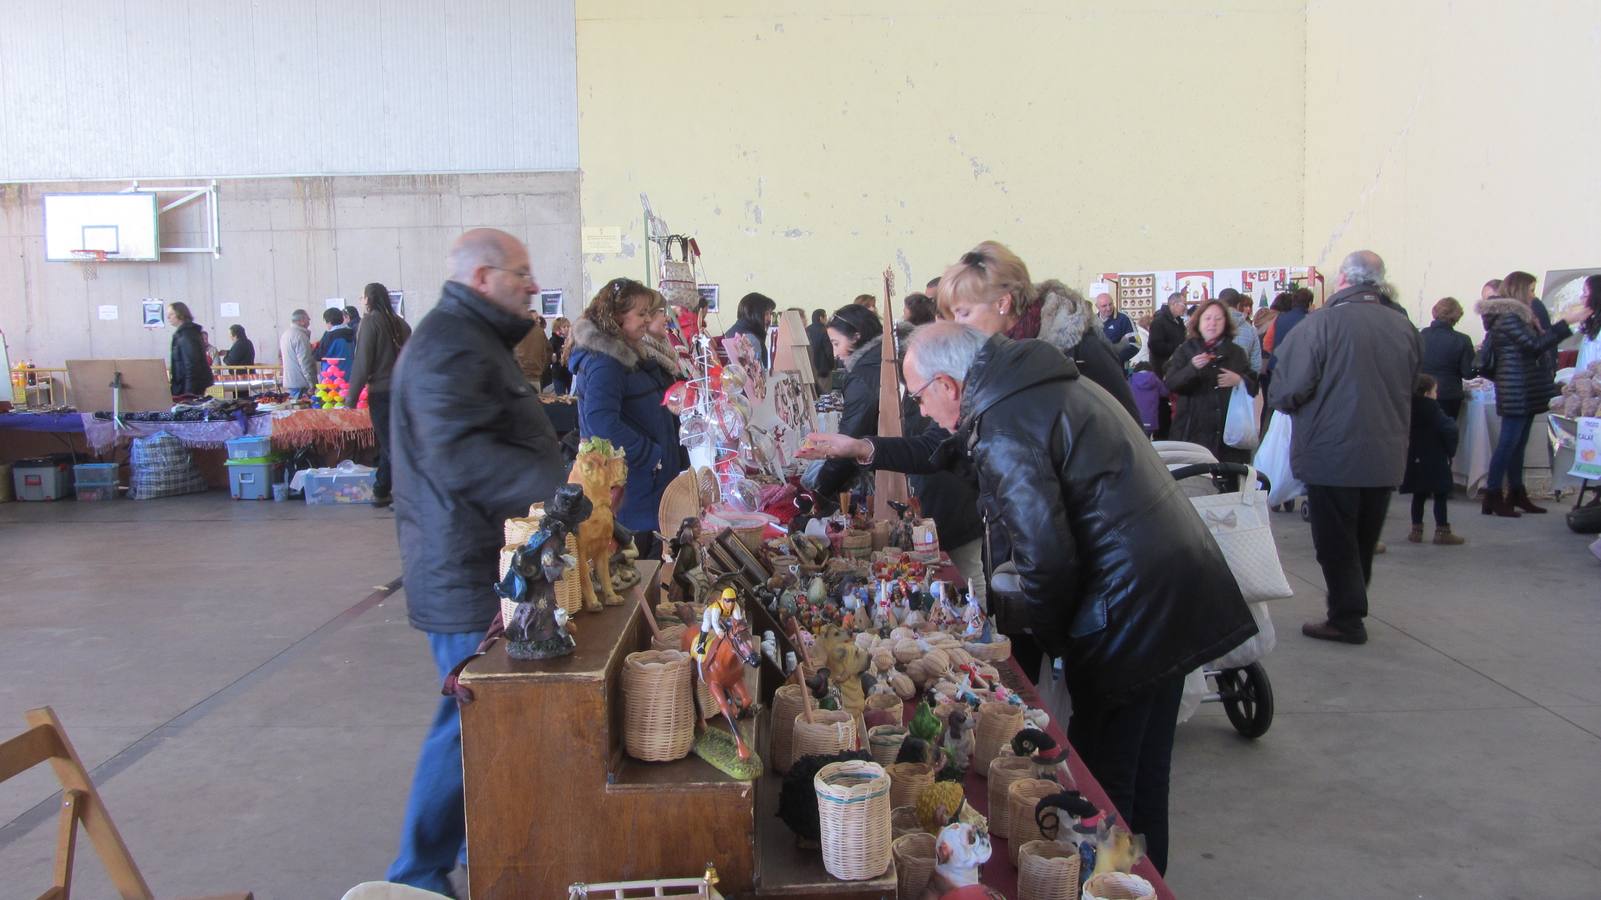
[791,710,856,768]
[693,671,720,721]
[621,650,695,762]
[891,832,936,899]
[1006,778,1062,865]
[886,762,935,811]
[732,523,766,554]
[870,519,893,550]
[814,761,892,881]
[657,469,702,540]
[986,755,1036,839]
[1081,872,1156,900]
[867,725,907,768]
[964,635,1013,663]
[974,701,1025,776]
[652,623,687,653]
[841,529,873,560]
[770,684,807,774]
[866,693,904,727]
[890,804,923,838]
[1018,840,1082,900]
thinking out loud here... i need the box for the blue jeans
[1486,415,1534,491]
[387,629,487,895]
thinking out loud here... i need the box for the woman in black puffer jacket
[1475,271,1587,516]
[1164,299,1259,464]
[166,301,214,398]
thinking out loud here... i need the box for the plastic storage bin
[302,464,376,505]
[77,485,118,501]
[13,458,73,501]
[225,435,272,460]
[74,463,119,486]
[226,459,283,501]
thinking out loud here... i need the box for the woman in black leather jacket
[810,303,883,498]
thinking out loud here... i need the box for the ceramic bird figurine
[910,699,943,744]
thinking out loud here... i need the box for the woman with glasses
[807,303,884,500]
[569,278,685,554]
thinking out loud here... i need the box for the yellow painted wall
[1303,0,1601,332]
[577,1,1308,333]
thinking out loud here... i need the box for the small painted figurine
[668,516,709,606]
[497,483,592,660]
[961,591,991,642]
[694,586,746,661]
[920,819,999,900]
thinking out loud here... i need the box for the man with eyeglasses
[385,227,568,895]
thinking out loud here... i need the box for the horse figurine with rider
[682,586,762,761]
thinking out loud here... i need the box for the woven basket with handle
[973,701,1025,777]
[791,710,855,768]
[890,804,923,838]
[621,650,695,762]
[964,635,1013,662]
[892,832,936,898]
[814,761,892,881]
[1018,840,1082,900]
[1006,778,1062,865]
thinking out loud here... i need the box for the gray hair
[290,308,309,323]
[447,228,514,282]
[905,321,988,384]
[1339,250,1386,287]
[1167,291,1187,305]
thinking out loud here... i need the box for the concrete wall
[0,174,581,365]
[575,0,1309,334]
[0,0,578,180]
[1303,0,1601,331]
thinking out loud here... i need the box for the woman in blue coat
[569,278,686,554]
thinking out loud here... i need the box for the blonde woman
[548,315,573,394]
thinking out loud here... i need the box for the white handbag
[1188,465,1293,603]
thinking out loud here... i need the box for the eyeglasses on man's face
[488,266,535,282]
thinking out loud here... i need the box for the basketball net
[70,249,108,280]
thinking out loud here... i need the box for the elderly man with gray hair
[1268,250,1419,646]
[278,308,317,398]
[385,227,569,894]
[903,321,1253,875]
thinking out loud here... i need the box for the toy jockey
[695,586,745,660]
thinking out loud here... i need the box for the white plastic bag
[1215,600,1278,669]
[1252,411,1304,507]
[1223,383,1259,450]
[1176,667,1210,724]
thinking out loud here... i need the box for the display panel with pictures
[697,284,719,313]
[540,289,564,318]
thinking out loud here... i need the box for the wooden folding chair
[0,706,252,900]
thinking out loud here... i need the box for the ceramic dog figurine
[569,437,629,611]
[920,820,1002,900]
[941,707,978,776]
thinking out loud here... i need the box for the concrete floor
[0,491,1597,899]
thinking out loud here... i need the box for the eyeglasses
[907,375,941,407]
[487,266,535,282]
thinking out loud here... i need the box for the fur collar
[843,335,883,372]
[1475,297,1534,326]
[570,318,640,368]
[638,333,683,375]
[1035,280,1097,353]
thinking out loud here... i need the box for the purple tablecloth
[0,412,85,432]
[77,412,272,454]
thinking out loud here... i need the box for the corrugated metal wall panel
[0,0,577,180]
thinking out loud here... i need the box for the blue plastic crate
[73,463,119,487]
[225,435,272,460]
[227,462,281,501]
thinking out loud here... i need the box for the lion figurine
[568,437,631,611]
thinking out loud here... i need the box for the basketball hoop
[70,249,109,281]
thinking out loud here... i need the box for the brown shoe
[1487,488,1521,517]
[1373,540,1387,554]
[1432,525,1466,545]
[1407,525,1424,543]
[1302,620,1368,644]
[1481,489,1496,515]
[1510,487,1548,514]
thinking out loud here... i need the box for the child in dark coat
[1400,374,1465,545]
[1129,361,1169,438]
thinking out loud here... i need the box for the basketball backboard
[44,193,161,262]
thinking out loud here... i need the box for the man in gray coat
[1268,250,1419,644]
[385,228,568,894]
[278,309,317,398]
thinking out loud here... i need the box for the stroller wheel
[1219,662,1274,739]
[1299,499,1311,522]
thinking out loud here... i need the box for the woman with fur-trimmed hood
[569,278,686,542]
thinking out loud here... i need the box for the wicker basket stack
[891,832,936,898]
[1018,840,1082,900]
[651,624,687,653]
[866,725,907,768]
[1006,778,1062,865]
[964,635,1013,663]
[620,650,695,762]
[865,693,904,726]
[814,761,892,881]
[1081,872,1156,899]
[769,684,807,774]
[889,804,923,838]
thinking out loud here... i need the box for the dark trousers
[1153,394,1173,440]
[1410,491,1450,526]
[369,390,394,498]
[1305,485,1392,632]
[1438,396,1463,420]
[1486,414,1533,491]
[1067,674,1184,875]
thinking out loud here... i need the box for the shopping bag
[1253,411,1304,507]
[1188,465,1294,603]
[657,235,700,309]
[1223,383,1259,450]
